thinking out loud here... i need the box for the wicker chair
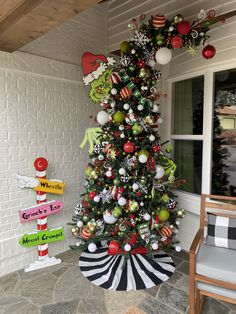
[189,194,236,314]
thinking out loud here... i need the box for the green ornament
[139,68,148,78]
[132,123,142,135]
[113,178,120,186]
[129,200,139,212]
[173,14,183,24]
[120,41,130,54]
[113,111,125,123]
[113,206,122,218]
[155,34,165,46]
[165,144,172,153]
[128,65,136,72]
[83,215,89,222]
[160,194,170,203]
[158,209,170,222]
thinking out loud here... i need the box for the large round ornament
[171,36,183,49]
[109,72,122,84]
[123,141,135,153]
[88,243,97,253]
[155,48,172,65]
[155,165,165,179]
[160,226,173,238]
[113,206,122,218]
[81,226,92,239]
[132,123,142,135]
[113,111,125,123]
[120,41,130,54]
[103,210,118,224]
[124,243,132,252]
[202,45,216,59]
[118,197,127,206]
[97,111,109,125]
[120,87,132,99]
[177,20,191,35]
[152,15,166,29]
[158,209,170,222]
[155,34,165,46]
[108,240,120,254]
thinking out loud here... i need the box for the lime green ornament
[120,41,130,54]
[132,123,142,135]
[113,207,122,218]
[137,149,149,158]
[158,209,170,222]
[165,144,172,153]
[128,200,139,213]
[113,111,125,123]
[161,194,170,203]
[139,68,148,78]
[155,34,165,46]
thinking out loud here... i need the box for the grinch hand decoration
[82,52,116,103]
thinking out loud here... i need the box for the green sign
[19,227,64,247]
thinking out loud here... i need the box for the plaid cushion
[205,213,236,249]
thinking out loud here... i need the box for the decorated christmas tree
[70,11,217,256]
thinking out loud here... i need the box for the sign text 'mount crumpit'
[19,200,64,223]
[19,228,64,247]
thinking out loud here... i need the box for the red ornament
[109,72,122,84]
[88,191,96,199]
[202,45,216,59]
[114,131,120,137]
[152,15,166,29]
[120,87,132,99]
[108,240,120,254]
[177,20,191,35]
[123,141,135,153]
[171,36,183,49]
[136,192,142,197]
[81,227,92,239]
[137,59,146,68]
[34,157,48,171]
[160,226,173,238]
[152,144,161,153]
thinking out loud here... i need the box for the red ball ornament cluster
[171,36,183,49]
[177,20,191,35]
[123,141,135,153]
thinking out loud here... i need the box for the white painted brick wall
[0,4,107,276]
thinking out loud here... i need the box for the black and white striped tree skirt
[79,247,175,291]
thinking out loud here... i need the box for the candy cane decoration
[34,157,49,260]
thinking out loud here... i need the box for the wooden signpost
[16,157,65,272]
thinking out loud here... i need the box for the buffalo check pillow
[205,213,236,249]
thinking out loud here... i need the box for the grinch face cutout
[82,52,116,103]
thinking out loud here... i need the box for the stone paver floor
[0,249,235,314]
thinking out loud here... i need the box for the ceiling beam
[0,0,101,52]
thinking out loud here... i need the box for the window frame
[166,61,236,215]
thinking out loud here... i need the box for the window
[170,68,236,196]
[171,76,204,194]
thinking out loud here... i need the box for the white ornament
[119,125,124,131]
[155,47,172,65]
[93,195,100,203]
[77,220,83,228]
[176,220,180,226]
[152,104,159,113]
[118,197,126,206]
[157,117,163,124]
[103,211,117,224]
[111,88,117,95]
[132,183,139,190]
[98,154,104,160]
[169,26,174,32]
[88,243,97,253]
[144,213,151,221]
[152,242,159,250]
[124,243,132,251]
[155,165,165,179]
[123,103,130,110]
[140,202,144,206]
[148,59,156,68]
[129,109,133,114]
[175,245,182,252]
[97,111,109,125]
[111,101,116,107]
[138,154,148,163]
[137,105,144,111]
[149,135,155,141]
[119,168,126,175]
[120,133,125,138]
[106,170,112,177]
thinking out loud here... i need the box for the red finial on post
[34,157,48,171]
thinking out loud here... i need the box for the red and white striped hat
[82,52,116,85]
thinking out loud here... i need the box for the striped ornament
[79,247,175,291]
[109,72,122,84]
[152,15,166,29]
[160,226,173,238]
[81,227,92,239]
[120,87,132,99]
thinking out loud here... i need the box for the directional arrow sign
[19,200,64,223]
[34,178,64,195]
[19,228,64,247]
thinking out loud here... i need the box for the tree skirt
[79,247,175,291]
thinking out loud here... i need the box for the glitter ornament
[177,20,191,35]
[97,111,109,125]
[155,48,172,65]
[171,36,183,49]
